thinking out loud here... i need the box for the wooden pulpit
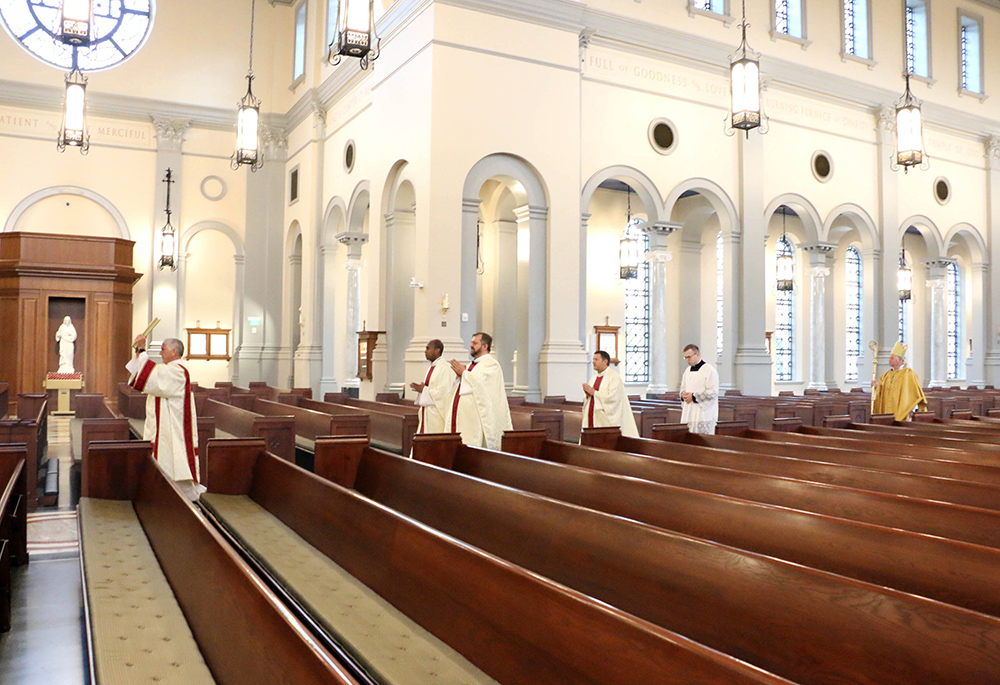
[0,233,141,401]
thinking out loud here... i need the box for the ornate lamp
[57,68,89,154]
[328,0,380,69]
[727,0,765,136]
[775,207,794,292]
[232,0,263,171]
[897,250,912,300]
[60,0,93,45]
[893,73,925,173]
[619,188,641,280]
[158,169,177,271]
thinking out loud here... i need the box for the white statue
[56,316,78,373]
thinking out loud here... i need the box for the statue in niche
[56,316,78,373]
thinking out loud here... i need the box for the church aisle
[0,558,86,685]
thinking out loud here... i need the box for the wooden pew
[399,433,1000,619]
[198,398,295,463]
[204,437,789,685]
[315,436,1000,685]
[288,394,416,454]
[222,394,370,451]
[80,441,359,685]
[506,429,1000,549]
[0,383,8,420]
[803,425,1000,461]
[0,395,48,510]
[0,445,28,632]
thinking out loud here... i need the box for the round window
[648,118,678,155]
[0,0,154,72]
[934,177,951,205]
[344,140,356,174]
[811,151,833,183]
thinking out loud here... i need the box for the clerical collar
[691,360,706,371]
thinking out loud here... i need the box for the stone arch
[581,166,664,221]
[663,178,740,236]
[347,181,372,234]
[461,153,548,400]
[322,196,348,246]
[764,194,822,245]
[897,214,944,259]
[822,203,878,251]
[943,222,987,264]
[318,196,348,396]
[943,222,987,384]
[3,185,131,238]
[381,161,418,394]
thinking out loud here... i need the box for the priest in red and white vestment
[448,332,512,450]
[582,350,639,437]
[126,334,200,492]
[410,339,455,435]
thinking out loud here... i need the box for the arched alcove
[4,185,131,239]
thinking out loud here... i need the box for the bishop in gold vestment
[872,341,927,421]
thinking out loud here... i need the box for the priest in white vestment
[680,343,719,435]
[126,334,200,496]
[410,338,454,435]
[582,350,639,437]
[448,332,512,450]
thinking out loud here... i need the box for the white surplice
[581,367,639,437]
[415,357,455,434]
[448,353,512,450]
[679,361,719,435]
[126,352,199,482]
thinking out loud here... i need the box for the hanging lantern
[775,208,794,292]
[894,73,924,172]
[57,68,89,154]
[232,0,263,171]
[897,250,912,300]
[60,0,93,45]
[728,0,764,135]
[328,0,380,69]
[619,188,642,280]
[157,169,177,271]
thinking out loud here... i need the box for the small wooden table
[44,372,84,415]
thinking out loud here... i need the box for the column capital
[874,105,895,135]
[336,231,369,260]
[514,204,548,222]
[261,124,289,161]
[801,242,836,267]
[151,116,190,151]
[985,134,1000,169]
[799,241,837,254]
[921,257,957,274]
[639,220,682,236]
[809,265,831,278]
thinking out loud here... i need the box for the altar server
[410,338,454,434]
[680,343,719,435]
[582,350,639,437]
[126,334,200,496]
[448,332,512,450]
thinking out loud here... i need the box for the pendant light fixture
[726,0,766,137]
[775,207,794,292]
[327,0,380,70]
[57,67,89,154]
[232,0,263,172]
[897,249,912,300]
[60,0,93,45]
[892,73,925,173]
[619,188,641,280]
[158,168,177,271]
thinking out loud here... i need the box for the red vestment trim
[153,396,161,460]
[587,375,603,428]
[450,361,477,432]
[419,364,435,434]
[179,364,198,483]
[131,358,156,392]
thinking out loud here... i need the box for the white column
[860,247,881,385]
[338,232,368,392]
[319,244,339,396]
[642,222,679,395]
[514,204,547,402]
[875,105,901,376]
[984,136,1000,385]
[734,131,772,393]
[460,198,481,346]
[802,243,835,390]
[924,258,951,387]
[968,262,987,385]
[495,219,518,393]
[150,117,189,357]
[719,232,740,389]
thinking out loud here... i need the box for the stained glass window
[845,246,862,383]
[898,298,909,345]
[774,0,803,38]
[716,232,724,358]
[904,0,929,77]
[774,236,794,381]
[843,0,869,59]
[947,261,961,380]
[0,0,153,71]
[960,15,982,93]
[693,0,726,14]
[624,219,649,384]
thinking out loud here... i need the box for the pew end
[82,440,152,500]
[204,438,267,495]
[412,433,463,468]
[770,416,803,432]
[912,411,936,423]
[314,436,371,487]
[650,423,689,442]
[501,429,548,459]
[714,420,750,436]
[822,415,852,429]
[580,427,622,451]
[870,413,895,425]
